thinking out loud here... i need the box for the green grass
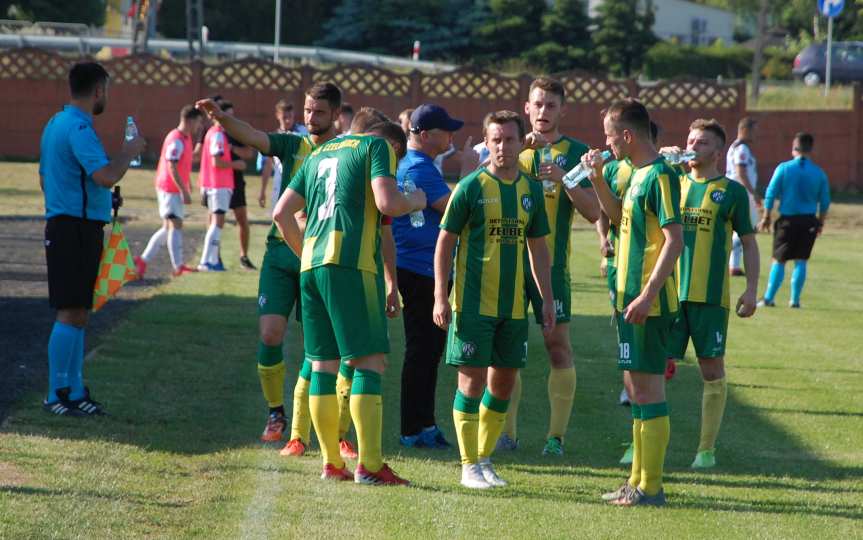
[2,163,862,538]
[747,82,853,111]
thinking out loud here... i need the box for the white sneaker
[460,463,492,489]
[478,458,507,487]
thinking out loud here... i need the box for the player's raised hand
[582,149,606,180]
[406,187,427,212]
[524,131,547,150]
[433,297,452,330]
[122,133,146,158]
[195,98,223,121]
[736,288,757,318]
[459,136,480,175]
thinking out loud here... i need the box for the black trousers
[398,267,450,436]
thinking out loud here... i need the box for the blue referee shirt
[39,105,111,222]
[393,149,451,278]
[764,157,831,217]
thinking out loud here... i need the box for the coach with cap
[395,104,464,448]
[39,61,145,416]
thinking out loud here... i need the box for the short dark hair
[649,121,660,145]
[794,132,814,153]
[690,118,727,147]
[484,110,525,139]
[368,121,407,159]
[275,99,293,112]
[340,101,354,115]
[351,107,391,133]
[738,116,756,131]
[604,99,651,137]
[69,62,109,99]
[529,77,566,102]
[219,100,234,112]
[180,105,202,120]
[306,82,341,110]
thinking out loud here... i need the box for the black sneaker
[239,256,257,271]
[66,387,107,416]
[43,388,86,417]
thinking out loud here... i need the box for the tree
[0,0,105,26]
[472,0,547,64]
[592,0,657,77]
[522,0,592,72]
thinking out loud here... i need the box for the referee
[39,62,145,416]
[758,132,830,308]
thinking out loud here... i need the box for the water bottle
[125,116,141,167]
[540,144,555,193]
[660,149,697,165]
[402,177,425,228]
[563,150,612,189]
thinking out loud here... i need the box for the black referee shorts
[45,215,105,310]
[229,174,247,209]
[773,214,819,262]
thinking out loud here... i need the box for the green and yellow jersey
[602,158,635,264]
[265,132,316,245]
[615,157,682,317]
[518,135,588,270]
[677,174,754,308]
[441,167,550,320]
[287,134,397,274]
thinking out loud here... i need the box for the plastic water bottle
[661,149,697,165]
[540,144,555,193]
[402,177,425,228]
[563,150,612,189]
[125,116,141,167]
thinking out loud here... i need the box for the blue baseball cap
[410,104,464,133]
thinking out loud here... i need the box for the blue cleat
[210,261,227,272]
[419,425,452,449]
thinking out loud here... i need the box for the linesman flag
[92,211,137,311]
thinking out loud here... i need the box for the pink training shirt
[155,128,193,193]
[200,124,234,189]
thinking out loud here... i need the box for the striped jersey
[518,135,589,270]
[440,168,550,320]
[287,134,397,274]
[615,157,681,317]
[265,132,316,245]
[677,174,754,308]
[602,158,635,263]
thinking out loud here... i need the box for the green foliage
[592,0,657,76]
[522,0,592,72]
[472,0,547,63]
[644,41,753,79]
[0,0,105,26]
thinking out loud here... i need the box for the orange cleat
[339,439,358,460]
[354,463,410,486]
[133,256,147,279]
[280,438,307,457]
[321,463,353,481]
[260,411,286,442]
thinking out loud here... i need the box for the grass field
[1,163,862,539]
[746,82,854,111]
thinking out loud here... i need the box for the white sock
[207,226,222,265]
[167,228,183,270]
[142,227,167,262]
[200,224,217,265]
[729,234,742,269]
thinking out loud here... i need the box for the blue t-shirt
[39,105,111,222]
[393,149,451,277]
[764,157,830,216]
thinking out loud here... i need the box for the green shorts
[445,311,528,369]
[257,242,301,320]
[526,266,571,324]
[606,259,617,309]
[615,312,675,374]
[668,301,729,359]
[299,265,389,361]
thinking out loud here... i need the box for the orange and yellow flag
[92,221,137,311]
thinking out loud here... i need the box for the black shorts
[773,214,819,262]
[229,174,246,209]
[45,216,105,310]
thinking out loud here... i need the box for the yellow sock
[336,367,353,440]
[639,403,670,496]
[290,374,311,443]
[502,371,522,439]
[350,369,383,473]
[478,389,510,459]
[309,371,343,468]
[453,390,480,464]
[257,362,286,408]
[698,378,727,452]
[628,404,642,488]
[547,366,576,440]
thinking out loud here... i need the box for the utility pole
[186,0,205,60]
[749,0,769,100]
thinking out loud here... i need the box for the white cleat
[461,463,492,489]
[478,458,507,487]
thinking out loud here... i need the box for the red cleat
[133,255,147,279]
[171,264,198,277]
[354,463,410,486]
[665,359,677,381]
[339,439,358,460]
[321,463,353,481]
[280,438,307,457]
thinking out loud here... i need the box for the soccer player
[501,77,599,456]
[335,101,354,135]
[667,119,759,468]
[197,101,245,271]
[586,99,683,507]
[219,101,257,271]
[726,117,761,276]
[259,100,309,210]
[196,82,340,456]
[757,132,830,309]
[433,110,555,489]
[272,110,426,485]
[135,105,203,278]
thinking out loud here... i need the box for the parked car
[793,41,863,86]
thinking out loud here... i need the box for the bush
[643,41,752,79]
[761,46,798,80]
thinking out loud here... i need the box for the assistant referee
[39,62,145,416]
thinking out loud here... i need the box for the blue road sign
[819,0,845,18]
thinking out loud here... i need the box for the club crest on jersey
[521,194,533,212]
[711,190,726,203]
[461,341,477,358]
[554,155,567,169]
[258,294,267,308]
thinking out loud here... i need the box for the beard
[308,122,331,136]
[93,98,106,116]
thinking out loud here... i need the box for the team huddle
[126,73,830,504]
